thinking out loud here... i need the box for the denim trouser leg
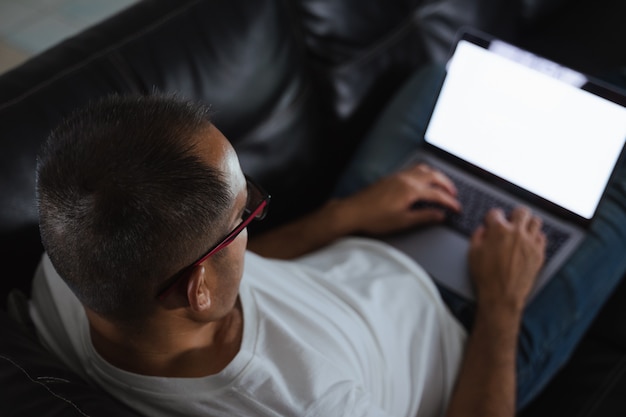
[333,64,626,410]
[516,176,626,408]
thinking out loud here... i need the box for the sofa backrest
[0,0,507,306]
[0,0,323,303]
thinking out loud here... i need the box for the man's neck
[85,300,244,378]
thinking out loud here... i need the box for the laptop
[382,29,626,301]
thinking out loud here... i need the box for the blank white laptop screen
[425,39,626,220]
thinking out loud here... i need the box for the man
[30,68,626,417]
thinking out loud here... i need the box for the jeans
[333,64,626,409]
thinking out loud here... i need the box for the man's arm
[248,164,461,259]
[445,297,523,417]
[445,207,546,417]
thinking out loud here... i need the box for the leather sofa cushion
[0,310,141,417]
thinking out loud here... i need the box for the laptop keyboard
[423,167,571,262]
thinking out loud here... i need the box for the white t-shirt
[30,237,466,417]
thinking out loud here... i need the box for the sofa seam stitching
[0,354,91,416]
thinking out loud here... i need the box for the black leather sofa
[1,0,626,415]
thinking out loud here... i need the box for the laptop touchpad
[383,226,474,299]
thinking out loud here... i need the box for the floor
[0,0,139,74]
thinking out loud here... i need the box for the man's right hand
[468,206,547,313]
[446,206,547,417]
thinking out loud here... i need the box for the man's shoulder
[28,252,91,380]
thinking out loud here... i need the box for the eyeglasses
[156,175,270,300]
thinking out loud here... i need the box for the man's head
[37,94,246,324]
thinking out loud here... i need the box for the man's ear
[186,265,211,312]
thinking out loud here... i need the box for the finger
[407,164,458,196]
[471,224,486,245]
[417,187,462,212]
[405,163,432,176]
[484,207,507,229]
[510,206,532,225]
[429,170,458,196]
[535,230,547,252]
[534,233,548,265]
[537,231,547,247]
[528,215,543,234]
